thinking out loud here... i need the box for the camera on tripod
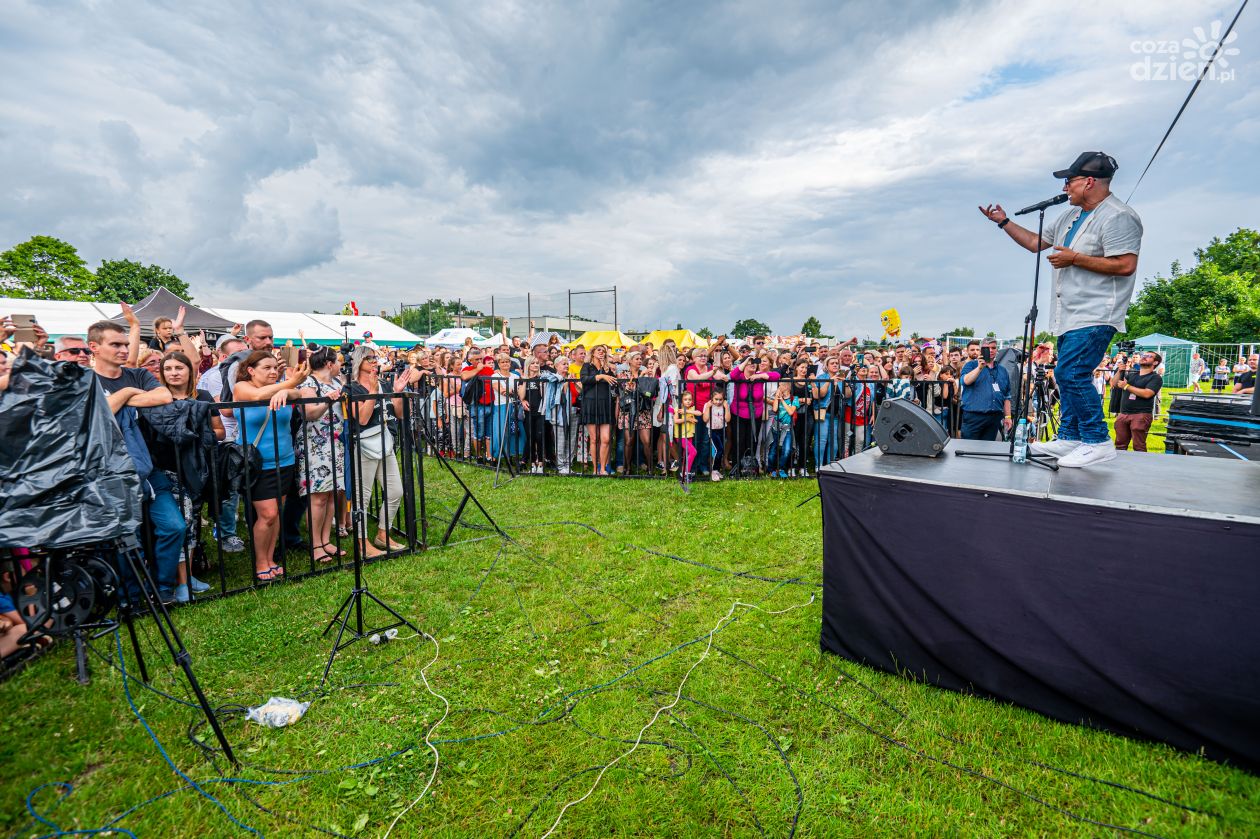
[339,321,356,377]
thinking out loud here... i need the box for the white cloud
[0,0,1255,337]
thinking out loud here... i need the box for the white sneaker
[710,470,721,482]
[1056,442,1118,468]
[1030,438,1081,458]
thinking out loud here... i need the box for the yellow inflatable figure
[880,308,902,341]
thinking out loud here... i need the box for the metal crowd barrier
[131,374,965,605]
[142,391,431,604]
[407,373,962,479]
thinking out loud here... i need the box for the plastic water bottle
[1013,418,1029,463]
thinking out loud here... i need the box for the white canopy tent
[0,298,116,338]
[305,314,425,347]
[198,309,423,347]
[202,308,341,344]
[0,298,423,347]
[426,327,508,349]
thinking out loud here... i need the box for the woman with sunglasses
[348,346,414,555]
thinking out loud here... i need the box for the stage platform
[818,440,1260,770]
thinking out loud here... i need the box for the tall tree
[1124,227,1260,342]
[944,326,975,337]
[392,299,454,335]
[696,326,713,339]
[732,317,771,336]
[93,259,192,302]
[1195,228,1260,280]
[801,316,822,337]
[0,235,95,300]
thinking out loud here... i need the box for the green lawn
[2,462,1257,838]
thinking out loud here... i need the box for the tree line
[0,235,192,303]
[1121,228,1259,343]
[6,228,1255,344]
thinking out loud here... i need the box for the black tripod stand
[1028,366,1059,442]
[321,389,421,686]
[955,205,1058,472]
[416,391,505,546]
[117,538,238,764]
[11,541,238,764]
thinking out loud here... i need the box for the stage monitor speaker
[873,397,948,457]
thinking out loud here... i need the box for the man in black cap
[978,151,1143,468]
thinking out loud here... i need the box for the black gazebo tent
[109,287,235,336]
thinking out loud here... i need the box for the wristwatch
[997,218,1010,229]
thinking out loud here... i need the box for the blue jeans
[490,403,509,457]
[962,411,1003,441]
[770,423,793,470]
[216,488,238,538]
[145,472,185,593]
[693,419,711,473]
[813,414,837,467]
[1056,325,1116,445]
[708,428,725,469]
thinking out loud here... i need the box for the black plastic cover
[0,350,143,548]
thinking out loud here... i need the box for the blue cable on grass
[112,630,264,837]
[21,782,138,839]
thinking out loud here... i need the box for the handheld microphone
[1013,193,1069,216]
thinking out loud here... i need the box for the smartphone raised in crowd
[11,313,37,344]
[981,345,993,363]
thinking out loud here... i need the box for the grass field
[3,434,1257,838]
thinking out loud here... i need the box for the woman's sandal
[315,543,345,564]
[255,568,281,583]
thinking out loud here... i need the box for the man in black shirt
[1111,350,1162,452]
[88,320,183,602]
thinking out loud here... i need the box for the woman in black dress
[580,344,617,475]
[517,358,548,473]
[790,358,813,477]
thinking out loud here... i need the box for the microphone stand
[955,205,1058,471]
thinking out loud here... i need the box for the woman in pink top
[729,352,780,470]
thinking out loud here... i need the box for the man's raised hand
[979,204,1007,225]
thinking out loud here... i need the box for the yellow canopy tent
[562,329,634,350]
[640,329,709,349]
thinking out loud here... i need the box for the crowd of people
[2,305,1257,663]
[403,331,986,481]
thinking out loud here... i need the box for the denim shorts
[471,403,494,440]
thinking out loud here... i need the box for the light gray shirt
[1040,192,1143,335]
[197,365,239,441]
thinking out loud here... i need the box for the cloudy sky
[2,0,1256,338]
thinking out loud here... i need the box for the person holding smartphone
[959,337,1012,441]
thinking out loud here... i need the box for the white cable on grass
[538,593,816,839]
[382,630,450,839]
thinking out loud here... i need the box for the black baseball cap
[1053,151,1118,180]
